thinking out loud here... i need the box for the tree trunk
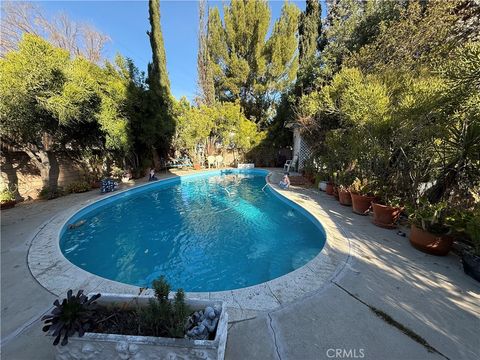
[23,147,59,195]
[0,151,24,201]
[151,146,161,169]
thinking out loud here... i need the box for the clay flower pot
[338,189,352,206]
[350,193,375,215]
[194,164,201,170]
[325,183,334,195]
[371,203,403,228]
[333,186,340,200]
[409,224,453,256]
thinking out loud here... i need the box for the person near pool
[149,168,157,181]
[279,173,290,189]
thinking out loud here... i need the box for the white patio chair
[207,155,216,168]
[283,156,297,173]
[215,155,223,168]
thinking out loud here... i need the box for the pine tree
[207,0,300,126]
[196,0,215,106]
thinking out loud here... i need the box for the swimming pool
[60,169,326,292]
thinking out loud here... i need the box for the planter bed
[54,294,228,360]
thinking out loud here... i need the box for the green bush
[0,187,16,202]
[66,181,91,194]
[139,276,190,338]
[38,187,65,200]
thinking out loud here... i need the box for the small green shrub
[39,187,65,200]
[139,276,190,338]
[0,187,16,202]
[349,177,374,195]
[407,200,457,235]
[66,181,91,194]
[110,166,124,181]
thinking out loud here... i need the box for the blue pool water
[60,170,326,292]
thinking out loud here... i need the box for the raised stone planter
[54,294,228,360]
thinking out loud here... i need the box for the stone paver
[1,169,479,360]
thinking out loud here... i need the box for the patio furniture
[168,157,193,169]
[215,155,223,168]
[283,156,298,173]
[100,178,118,193]
[207,155,216,168]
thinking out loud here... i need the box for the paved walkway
[1,169,479,359]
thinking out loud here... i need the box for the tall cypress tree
[196,0,215,106]
[296,0,324,96]
[147,0,170,104]
[145,0,174,159]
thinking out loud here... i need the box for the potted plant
[349,178,376,215]
[193,163,201,170]
[42,277,228,360]
[325,181,335,195]
[408,200,455,256]
[0,186,16,209]
[459,208,480,281]
[371,183,404,228]
[336,171,355,206]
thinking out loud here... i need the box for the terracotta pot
[351,193,375,215]
[371,203,403,228]
[325,183,334,195]
[333,186,339,200]
[462,253,480,282]
[338,189,352,206]
[0,200,16,209]
[409,225,453,256]
[194,164,201,170]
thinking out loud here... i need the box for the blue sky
[38,1,326,101]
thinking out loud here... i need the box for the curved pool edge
[27,168,353,321]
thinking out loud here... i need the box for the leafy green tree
[1,34,139,193]
[174,99,263,161]
[207,0,300,126]
[348,1,461,74]
[0,35,85,193]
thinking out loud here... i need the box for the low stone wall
[1,151,86,200]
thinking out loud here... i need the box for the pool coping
[27,169,353,321]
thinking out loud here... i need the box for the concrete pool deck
[1,168,479,359]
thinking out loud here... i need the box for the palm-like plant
[42,290,101,346]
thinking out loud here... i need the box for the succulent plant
[42,290,101,346]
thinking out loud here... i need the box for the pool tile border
[27,169,353,321]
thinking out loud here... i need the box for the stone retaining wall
[1,151,86,200]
